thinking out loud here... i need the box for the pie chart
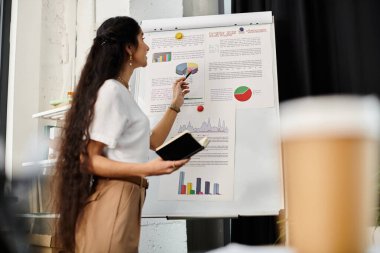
[176,62,199,75]
[234,86,252,102]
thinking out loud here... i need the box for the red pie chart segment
[234,86,252,102]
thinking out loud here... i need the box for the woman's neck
[118,65,134,88]
[117,76,129,89]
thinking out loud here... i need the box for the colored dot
[175,32,183,39]
[239,27,244,32]
[197,105,204,112]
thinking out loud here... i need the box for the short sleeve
[89,82,129,148]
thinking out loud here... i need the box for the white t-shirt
[89,79,150,163]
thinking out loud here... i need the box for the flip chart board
[134,11,283,217]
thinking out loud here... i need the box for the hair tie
[95,34,118,47]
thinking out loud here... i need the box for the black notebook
[155,130,209,160]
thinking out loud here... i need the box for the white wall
[39,0,76,112]
[76,0,96,83]
[7,0,78,180]
[7,0,42,179]
[183,0,219,17]
[130,0,183,21]
[140,218,188,253]
[224,0,231,14]
[95,0,130,28]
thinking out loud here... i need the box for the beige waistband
[98,176,149,189]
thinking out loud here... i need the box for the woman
[54,16,190,253]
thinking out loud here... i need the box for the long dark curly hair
[53,16,140,252]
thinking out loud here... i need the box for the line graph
[178,118,228,133]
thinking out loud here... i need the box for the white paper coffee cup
[280,95,380,253]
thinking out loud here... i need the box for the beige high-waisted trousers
[75,178,147,253]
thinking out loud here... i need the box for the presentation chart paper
[140,23,275,115]
[138,12,283,217]
[158,106,236,201]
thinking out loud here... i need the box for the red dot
[197,105,204,112]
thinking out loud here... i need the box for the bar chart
[178,171,221,195]
[153,52,172,62]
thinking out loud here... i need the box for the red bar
[181,185,186,194]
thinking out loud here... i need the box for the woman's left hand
[171,77,190,108]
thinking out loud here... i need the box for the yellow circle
[175,32,183,39]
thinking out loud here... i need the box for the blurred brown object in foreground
[280,95,380,253]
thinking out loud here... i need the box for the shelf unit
[21,159,57,173]
[22,106,69,171]
[16,104,65,241]
[32,104,70,120]
[16,213,60,219]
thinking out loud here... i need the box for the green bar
[190,190,195,195]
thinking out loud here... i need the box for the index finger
[175,77,186,83]
[176,158,190,165]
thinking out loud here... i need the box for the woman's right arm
[85,140,189,178]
